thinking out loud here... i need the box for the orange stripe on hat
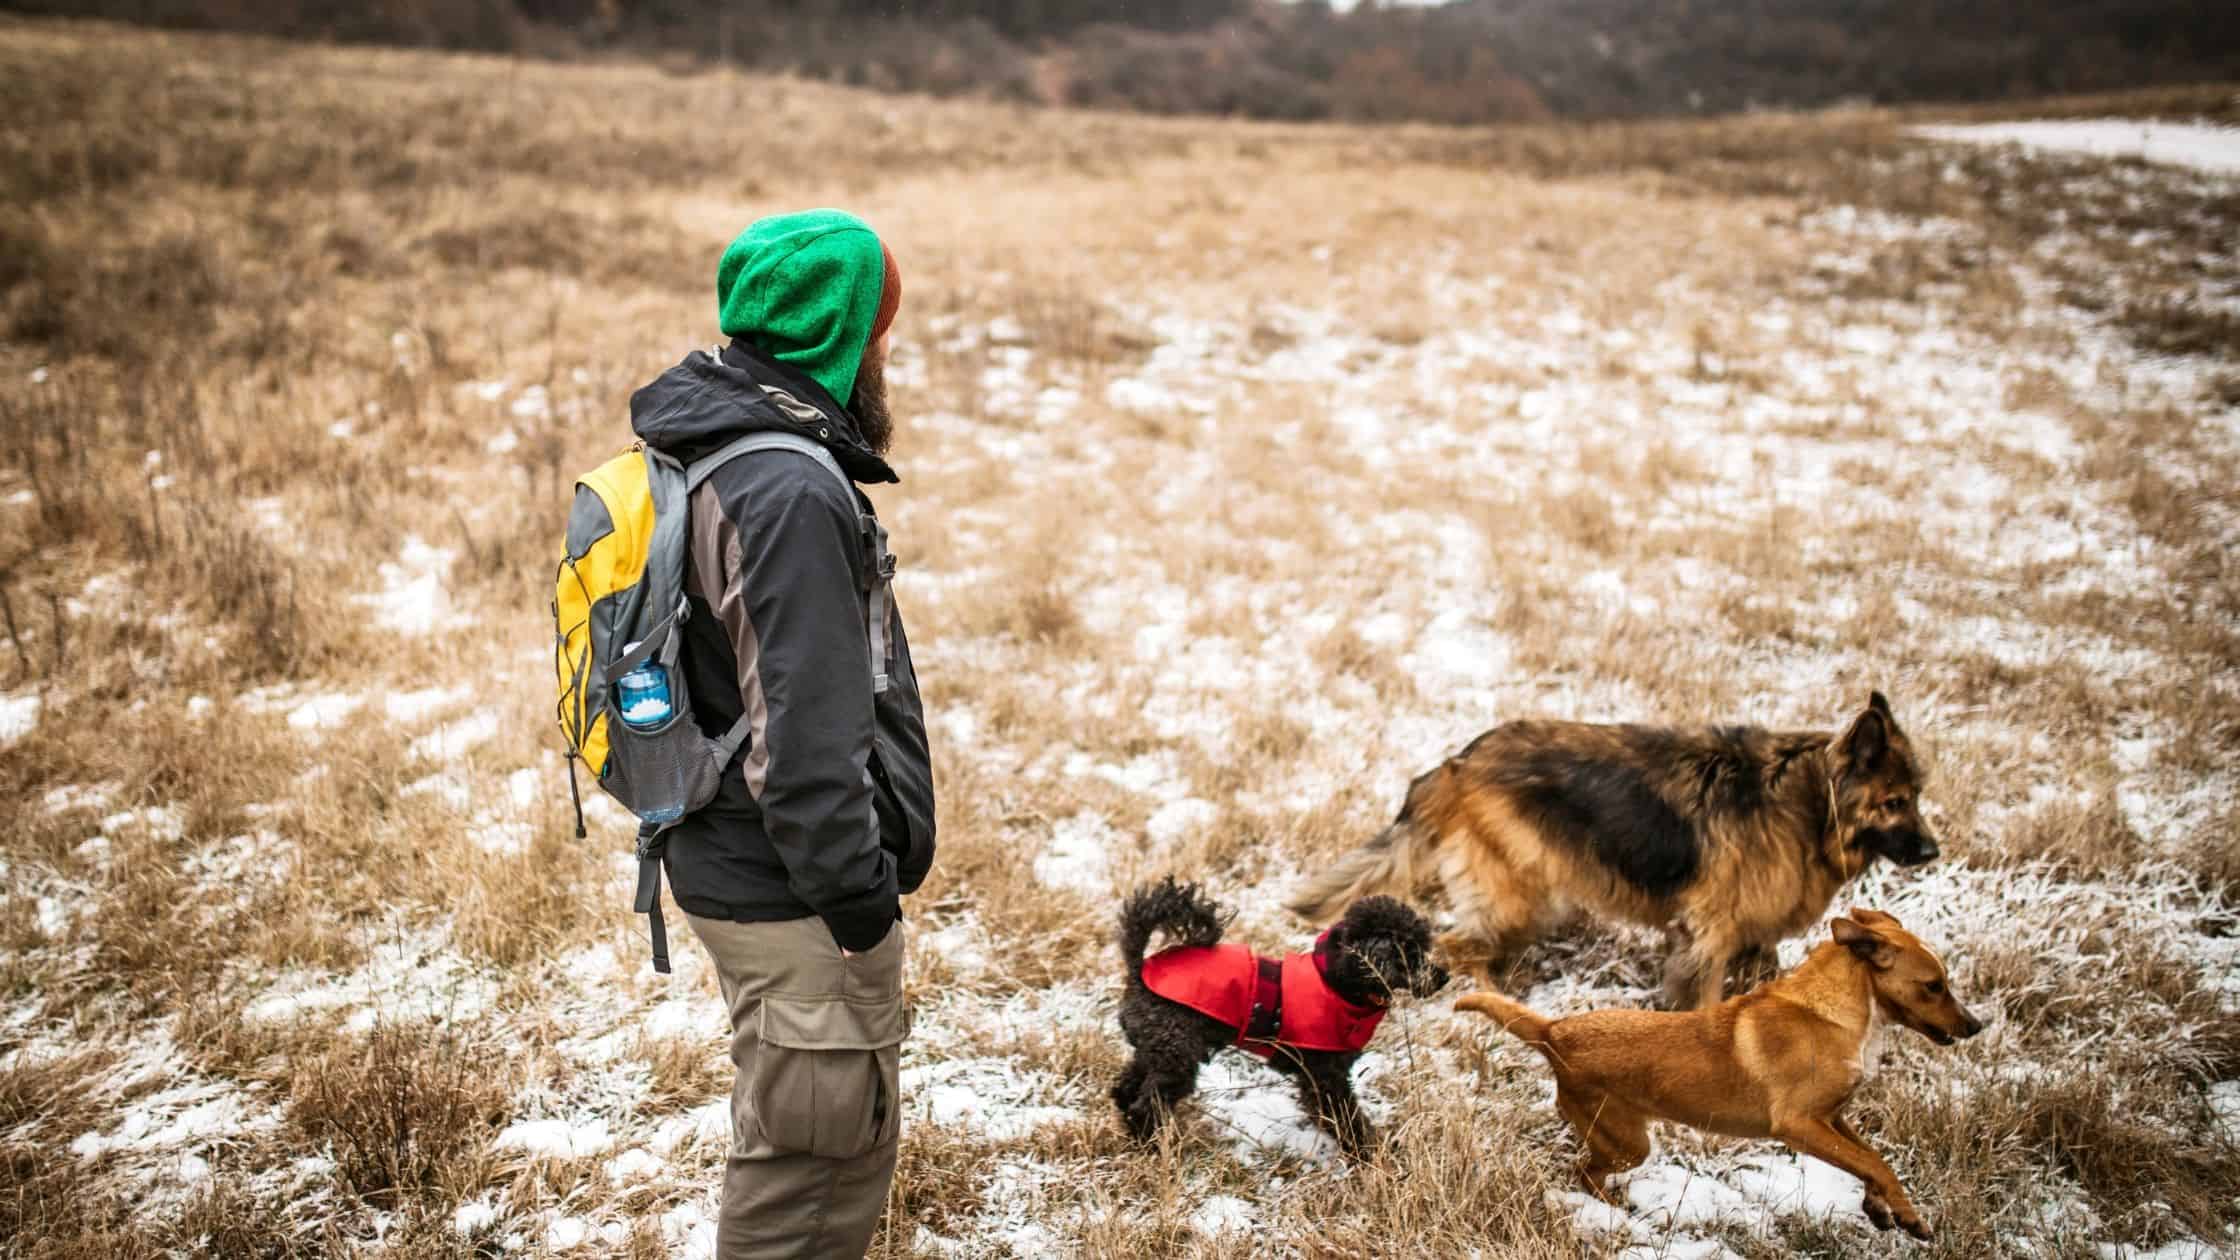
[868,242,902,346]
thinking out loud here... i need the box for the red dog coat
[1139,934,1388,1058]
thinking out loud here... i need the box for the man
[628,209,936,1259]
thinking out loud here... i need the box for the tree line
[8,0,2235,123]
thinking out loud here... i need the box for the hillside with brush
[7,0,2239,122]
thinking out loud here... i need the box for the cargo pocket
[750,994,908,1160]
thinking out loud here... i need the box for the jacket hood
[715,209,891,406]
[629,340,898,485]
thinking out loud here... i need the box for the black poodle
[1111,876,1447,1156]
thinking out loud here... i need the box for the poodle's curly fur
[1111,876,1447,1156]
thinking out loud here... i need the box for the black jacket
[629,340,935,951]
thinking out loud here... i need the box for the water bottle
[616,641,672,730]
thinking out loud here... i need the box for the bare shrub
[286,1020,511,1212]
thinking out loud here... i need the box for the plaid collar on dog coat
[1139,932,1389,1058]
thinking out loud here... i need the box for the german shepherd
[1289,693,1937,1008]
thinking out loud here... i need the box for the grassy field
[1,16,2236,1259]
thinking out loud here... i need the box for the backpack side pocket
[598,613,732,826]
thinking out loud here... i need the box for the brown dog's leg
[1557,1086,1651,1202]
[1438,837,1540,985]
[1661,947,1730,1011]
[1665,925,1736,1010]
[1776,1115,1930,1241]
[1833,1114,1896,1230]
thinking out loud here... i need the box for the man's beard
[850,355,894,457]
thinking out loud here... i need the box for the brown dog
[1457,908,1982,1241]
[1292,693,1938,1008]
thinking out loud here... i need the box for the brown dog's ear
[1831,917,1896,969]
[1847,906,1901,928]
[1836,704,1889,771]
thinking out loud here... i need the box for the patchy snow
[0,691,40,745]
[409,711,500,760]
[64,1034,283,1206]
[1194,1054,1341,1165]
[2097,1242,2234,1260]
[356,535,469,635]
[901,1059,1077,1140]
[1032,812,1116,895]
[545,1215,588,1249]
[1190,1194,1255,1237]
[496,1117,615,1159]
[648,1100,730,1156]
[402,772,474,811]
[386,686,469,724]
[69,1085,263,1159]
[43,782,118,814]
[1145,797,1219,846]
[2209,1081,2240,1136]
[921,916,992,975]
[1914,120,2240,176]
[286,692,364,732]
[469,818,534,856]
[453,1196,501,1235]
[241,932,496,1031]
[99,805,185,842]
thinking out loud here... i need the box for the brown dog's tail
[1287,816,1435,924]
[1455,990,1553,1051]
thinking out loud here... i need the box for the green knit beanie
[716,209,893,406]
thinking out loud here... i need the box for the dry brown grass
[1,13,2235,1259]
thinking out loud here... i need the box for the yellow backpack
[551,430,867,970]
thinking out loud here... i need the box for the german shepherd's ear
[1831,916,1897,969]
[1836,703,1889,770]
[1847,906,1902,929]
[1869,691,1893,718]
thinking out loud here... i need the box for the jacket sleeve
[719,455,896,952]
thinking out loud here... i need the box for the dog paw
[1861,1196,1895,1231]
[1898,1212,1933,1243]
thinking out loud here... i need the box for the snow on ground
[1914,120,2240,176]
[901,1059,1077,1140]
[241,930,499,1031]
[495,1116,615,1159]
[356,534,470,635]
[53,1032,284,1217]
[1557,1153,1870,1254]
[0,690,40,745]
[409,710,501,760]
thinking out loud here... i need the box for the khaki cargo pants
[684,913,907,1260]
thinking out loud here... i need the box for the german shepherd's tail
[1286,815,1436,924]
[1455,990,1554,1052]
[1117,876,1227,977]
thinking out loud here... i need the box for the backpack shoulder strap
[682,430,893,712]
[684,430,854,502]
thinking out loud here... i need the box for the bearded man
[628,209,935,1259]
